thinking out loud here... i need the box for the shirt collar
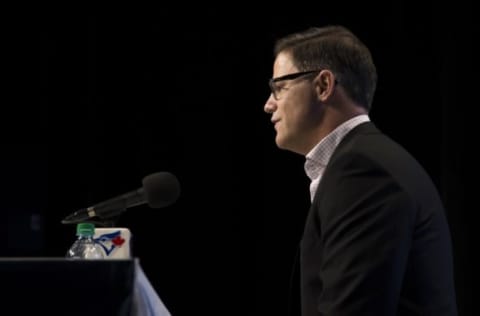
[304,114,370,181]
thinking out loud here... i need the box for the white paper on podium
[132,259,172,316]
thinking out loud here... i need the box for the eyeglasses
[268,70,322,100]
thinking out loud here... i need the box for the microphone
[61,172,181,224]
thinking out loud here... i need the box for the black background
[2,4,474,315]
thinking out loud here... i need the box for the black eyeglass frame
[268,70,323,100]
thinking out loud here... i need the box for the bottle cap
[76,222,95,236]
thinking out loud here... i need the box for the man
[264,25,457,315]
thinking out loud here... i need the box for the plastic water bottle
[66,222,105,259]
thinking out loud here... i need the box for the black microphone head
[142,172,181,208]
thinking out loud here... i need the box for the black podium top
[1,257,135,316]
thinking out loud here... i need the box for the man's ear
[314,70,336,101]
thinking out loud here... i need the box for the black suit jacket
[300,122,457,315]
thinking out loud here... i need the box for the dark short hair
[274,25,377,111]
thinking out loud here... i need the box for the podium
[1,257,171,316]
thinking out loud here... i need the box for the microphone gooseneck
[61,172,180,225]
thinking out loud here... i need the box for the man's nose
[264,94,277,113]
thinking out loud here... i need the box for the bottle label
[93,228,132,259]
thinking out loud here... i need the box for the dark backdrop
[2,4,473,316]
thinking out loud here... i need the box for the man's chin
[275,136,290,151]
